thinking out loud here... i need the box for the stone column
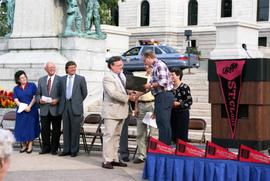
[210,21,263,59]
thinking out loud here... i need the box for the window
[188,0,198,25]
[221,0,232,17]
[142,46,154,53]
[258,37,267,46]
[159,46,178,53]
[155,47,163,54]
[191,40,196,48]
[257,0,269,21]
[141,0,150,26]
[123,47,141,56]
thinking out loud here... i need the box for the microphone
[242,43,252,59]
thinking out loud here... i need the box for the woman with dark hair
[170,67,193,143]
[13,70,40,153]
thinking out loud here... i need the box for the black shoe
[51,151,58,155]
[102,162,113,169]
[70,153,77,157]
[58,152,71,156]
[112,161,127,167]
[133,158,144,164]
[26,148,33,154]
[122,157,130,162]
[19,147,27,153]
[39,150,50,155]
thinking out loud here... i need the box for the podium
[208,58,270,150]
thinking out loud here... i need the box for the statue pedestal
[210,21,263,59]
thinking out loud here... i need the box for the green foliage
[99,0,119,25]
[0,4,9,37]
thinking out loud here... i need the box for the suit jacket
[59,74,88,116]
[102,71,129,120]
[36,75,62,116]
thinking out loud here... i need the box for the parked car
[122,41,200,71]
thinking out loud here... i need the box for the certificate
[126,75,147,92]
[142,112,157,128]
[41,96,52,103]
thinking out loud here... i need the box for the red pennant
[239,144,270,164]
[215,60,245,138]
[147,137,175,155]
[175,139,205,158]
[205,141,238,160]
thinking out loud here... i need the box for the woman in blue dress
[13,70,40,153]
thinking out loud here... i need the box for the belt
[138,100,154,103]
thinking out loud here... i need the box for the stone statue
[63,0,83,36]
[84,0,106,40]
[6,0,15,37]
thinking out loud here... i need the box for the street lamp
[184,30,192,73]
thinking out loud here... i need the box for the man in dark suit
[36,61,62,155]
[59,61,88,157]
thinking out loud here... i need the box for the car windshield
[159,46,177,53]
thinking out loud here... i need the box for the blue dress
[13,82,40,142]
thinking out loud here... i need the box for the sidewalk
[6,149,145,181]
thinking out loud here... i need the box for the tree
[99,0,119,26]
[0,3,9,37]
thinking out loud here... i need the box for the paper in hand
[17,103,28,113]
[142,112,157,128]
[41,96,52,103]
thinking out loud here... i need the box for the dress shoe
[102,162,113,169]
[26,148,33,154]
[112,161,127,167]
[19,147,27,153]
[133,158,144,164]
[58,152,71,156]
[39,150,51,155]
[51,151,58,155]
[121,157,130,162]
[70,153,77,157]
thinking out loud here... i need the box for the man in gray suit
[36,62,62,155]
[102,56,137,169]
[59,61,88,157]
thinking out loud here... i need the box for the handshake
[128,91,140,102]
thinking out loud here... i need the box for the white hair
[0,129,14,160]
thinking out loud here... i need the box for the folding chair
[0,110,16,131]
[188,118,207,143]
[1,110,42,148]
[127,115,138,160]
[81,114,103,154]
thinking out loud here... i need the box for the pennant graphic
[239,144,270,164]
[205,141,238,160]
[215,60,245,138]
[147,137,175,155]
[175,139,205,158]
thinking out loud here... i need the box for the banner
[175,139,205,158]
[215,60,245,138]
[239,144,270,164]
[205,141,238,160]
[147,137,175,155]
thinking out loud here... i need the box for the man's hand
[39,99,46,105]
[50,99,58,106]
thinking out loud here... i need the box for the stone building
[118,0,270,59]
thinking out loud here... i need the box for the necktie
[66,76,72,99]
[47,77,51,95]
[118,74,125,88]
